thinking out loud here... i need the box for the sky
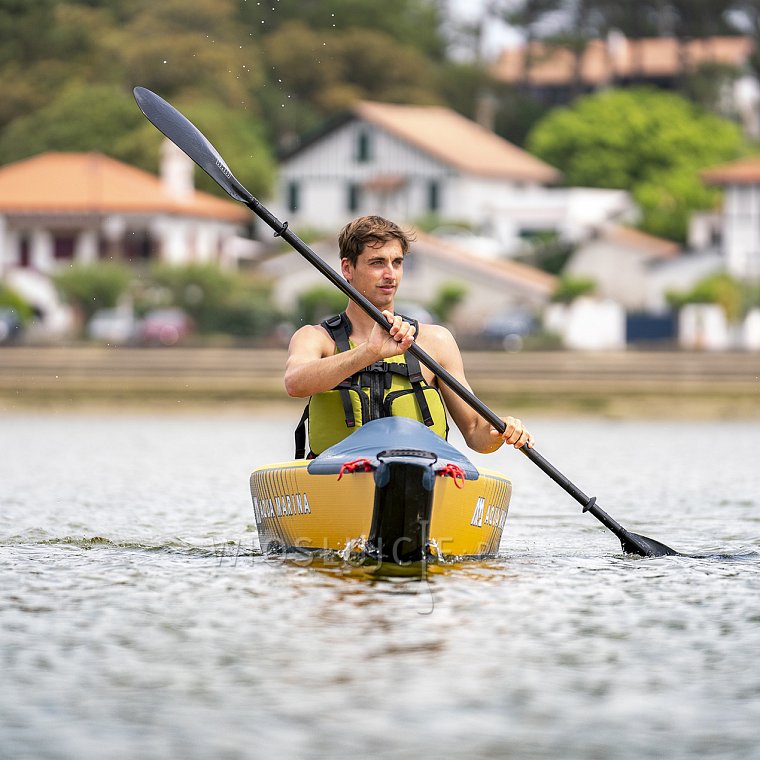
[446,0,523,60]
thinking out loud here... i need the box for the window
[347,183,361,212]
[356,130,371,163]
[428,180,440,212]
[53,233,76,260]
[287,181,300,212]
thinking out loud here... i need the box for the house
[563,224,725,313]
[259,230,557,336]
[701,154,760,279]
[272,100,562,237]
[491,34,754,98]
[0,142,250,276]
[564,225,679,309]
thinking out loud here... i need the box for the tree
[0,83,144,163]
[260,21,441,144]
[238,0,447,60]
[53,262,132,324]
[667,273,746,320]
[527,87,746,240]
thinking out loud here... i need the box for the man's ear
[340,258,352,281]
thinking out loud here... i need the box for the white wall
[742,308,760,350]
[544,298,626,350]
[678,304,731,351]
[721,185,760,279]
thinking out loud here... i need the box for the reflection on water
[1,413,759,759]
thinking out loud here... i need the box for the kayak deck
[250,418,512,562]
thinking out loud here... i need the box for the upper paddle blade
[133,86,253,205]
[620,530,680,557]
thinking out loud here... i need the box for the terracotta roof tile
[492,35,753,86]
[701,154,760,184]
[604,225,680,258]
[354,101,561,184]
[0,152,249,222]
[414,231,557,294]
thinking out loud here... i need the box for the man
[285,215,534,457]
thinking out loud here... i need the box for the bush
[147,263,280,337]
[0,283,34,323]
[295,286,348,326]
[667,273,746,322]
[428,281,467,322]
[148,263,234,331]
[52,262,132,323]
[551,275,596,304]
[203,287,281,337]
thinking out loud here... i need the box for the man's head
[338,215,413,266]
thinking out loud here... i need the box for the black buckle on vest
[364,361,389,373]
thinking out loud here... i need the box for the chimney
[160,138,194,200]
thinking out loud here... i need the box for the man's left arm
[423,325,533,454]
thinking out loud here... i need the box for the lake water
[1,412,759,759]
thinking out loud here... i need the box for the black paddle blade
[133,86,253,205]
[619,529,680,557]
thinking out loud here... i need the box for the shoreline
[1,346,758,419]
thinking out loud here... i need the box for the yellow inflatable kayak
[250,417,512,563]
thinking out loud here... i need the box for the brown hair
[338,215,414,265]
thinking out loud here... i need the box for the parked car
[87,308,137,345]
[0,308,24,344]
[481,310,537,351]
[136,308,194,346]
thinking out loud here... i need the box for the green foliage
[492,87,552,147]
[516,231,575,274]
[428,282,468,322]
[295,286,347,326]
[666,273,747,321]
[0,0,275,196]
[0,83,144,164]
[201,285,280,337]
[52,262,132,323]
[239,0,446,60]
[551,274,596,303]
[0,283,34,323]
[260,21,441,139]
[148,263,236,331]
[527,88,746,240]
[683,62,744,112]
[146,264,279,336]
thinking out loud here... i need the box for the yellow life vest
[294,312,448,458]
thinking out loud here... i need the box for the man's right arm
[283,325,380,398]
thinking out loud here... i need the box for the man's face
[341,239,404,310]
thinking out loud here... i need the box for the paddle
[133,86,680,558]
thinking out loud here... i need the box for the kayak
[250,417,512,563]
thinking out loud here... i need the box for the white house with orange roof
[273,101,562,236]
[0,142,250,276]
[702,154,760,279]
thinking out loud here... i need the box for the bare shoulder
[417,322,458,352]
[288,323,334,358]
